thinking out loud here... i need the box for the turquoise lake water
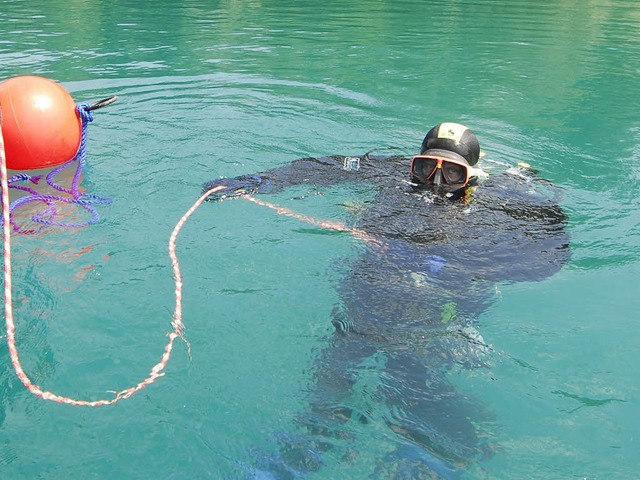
[1,0,639,478]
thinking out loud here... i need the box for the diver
[203,123,571,478]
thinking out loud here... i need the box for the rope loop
[0,149,380,407]
[1,115,220,404]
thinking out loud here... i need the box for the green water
[1,0,639,478]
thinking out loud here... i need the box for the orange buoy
[0,75,81,170]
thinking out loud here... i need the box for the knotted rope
[3,103,112,234]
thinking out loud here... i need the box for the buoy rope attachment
[3,102,112,234]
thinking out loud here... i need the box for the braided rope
[242,194,385,249]
[45,103,91,199]
[4,103,111,234]
[1,108,226,406]
[1,104,378,407]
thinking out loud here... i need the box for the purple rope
[4,103,112,233]
[45,104,91,198]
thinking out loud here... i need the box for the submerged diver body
[204,123,571,478]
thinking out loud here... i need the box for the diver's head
[410,123,480,191]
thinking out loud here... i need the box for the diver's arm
[257,155,362,191]
[203,154,406,199]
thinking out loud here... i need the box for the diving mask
[410,150,472,187]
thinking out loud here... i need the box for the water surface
[1,1,639,478]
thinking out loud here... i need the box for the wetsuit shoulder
[470,171,571,282]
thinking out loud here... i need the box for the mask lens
[414,157,438,180]
[442,161,468,184]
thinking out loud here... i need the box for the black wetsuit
[204,154,570,478]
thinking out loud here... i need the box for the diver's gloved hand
[202,174,264,201]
